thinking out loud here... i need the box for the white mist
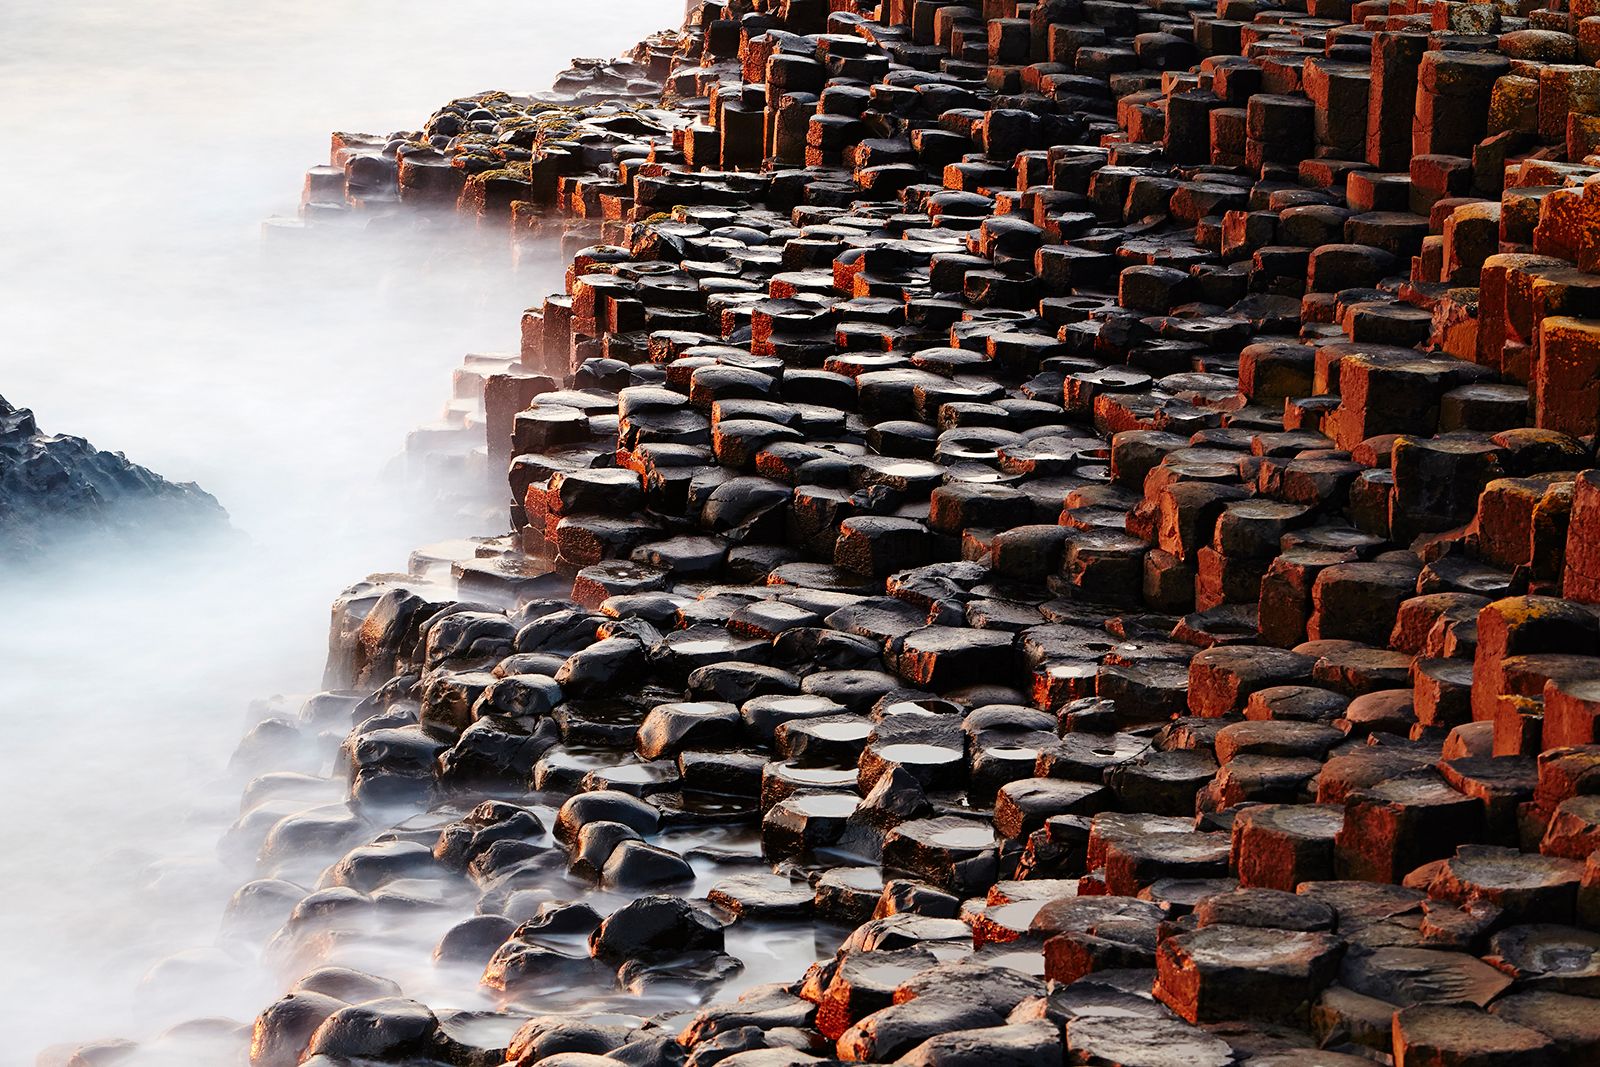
[0,0,682,1057]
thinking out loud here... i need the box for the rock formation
[0,395,225,561]
[54,0,1600,1064]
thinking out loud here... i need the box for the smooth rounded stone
[630,532,725,579]
[1490,990,1600,1059]
[618,949,745,996]
[251,991,347,1067]
[1154,924,1344,1026]
[1428,846,1583,926]
[1486,924,1600,992]
[470,671,566,723]
[1339,688,1417,737]
[259,804,375,879]
[574,562,670,608]
[970,739,1056,799]
[1393,1004,1556,1066]
[1213,720,1344,763]
[814,867,886,924]
[279,883,371,937]
[601,841,694,892]
[836,996,1006,1063]
[239,769,343,818]
[222,878,306,941]
[520,1054,628,1067]
[501,903,602,958]
[442,715,559,787]
[584,757,681,798]
[699,1049,821,1067]
[1192,888,1334,932]
[482,940,607,997]
[1063,1015,1232,1067]
[708,873,814,919]
[637,701,743,759]
[555,638,648,698]
[838,913,973,957]
[777,715,874,764]
[589,895,723,966]
[993,778,1110,839]
[424,610,518,671]
[555,790,661,843]
[867,419,939,458]
[763,792,861,858]
[963,704,1057,739]
[517,610,603,655]
[610,1034,688,1067]
[601,838,688,895]
[434,914,518,966]
[1229,804,1345,892]
[506,1016,635,1063]
[291,966,402,1002]
[678,985,820,1051]
[303,998,438,1062]
[897,1019,1060,1067]
[689,662,803,704]
[741,694,848,743]
[662,1023,768,1067]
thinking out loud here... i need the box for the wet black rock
[589,895,724,965]
[301,997,440,1062]
[0,395,227,560]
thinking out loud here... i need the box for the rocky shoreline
[48,0,1600,1064]
[0,396,226,561]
